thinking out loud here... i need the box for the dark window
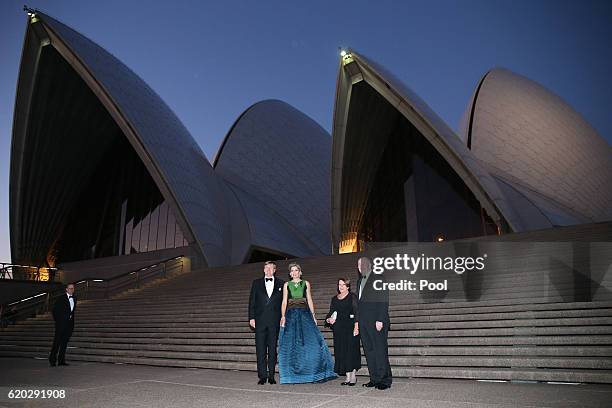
[38,45,190,263]
[341,81,500,247]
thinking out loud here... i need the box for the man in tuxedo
[357,256,392,390]
[248,261,284,384]
[49,283,76,367]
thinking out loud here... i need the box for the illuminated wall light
[338,232,358,254]
[38,268,50,281]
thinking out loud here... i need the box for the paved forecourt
[1,358,612,407]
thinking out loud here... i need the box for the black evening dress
[326,292,362,375]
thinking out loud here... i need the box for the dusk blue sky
[1,0,611,262]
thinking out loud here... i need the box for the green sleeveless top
[287,280,306,299]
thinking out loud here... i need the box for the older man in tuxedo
[357,257,392,390]
[248,261,285,384]
[49,283,76,367]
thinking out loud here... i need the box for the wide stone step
[69,308,612,323]
[63,303,612,320]
[13,317,612,332]
[123,279,597,298]
[0,342,255,354]
[74,299,612,313]
[75,299,612,315]
[112,274,612,289]
[51,308,612,326]
[5,333,610,346]
[3,325,612,339]
[96,286,340,299]
[122,279,600,300]
[90,282,559,302]
[394,336,612,346]
[67,304,612,324]
[59,354,612,382]
[4,340,612,357]
[3,352,611,383]
[4,345,611,370]
[9,315,575,331]
[389,356,612,369]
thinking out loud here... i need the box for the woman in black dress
[325,277,361,385]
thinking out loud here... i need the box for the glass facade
[342,82,498,249]
[16,44,189,266]
[54,113,188,263]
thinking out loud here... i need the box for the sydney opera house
[4,9,612,388]
[10,11,612,272]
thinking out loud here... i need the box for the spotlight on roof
[23,5,36,17]
[340,49,347,57]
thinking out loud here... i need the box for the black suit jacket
[248,277,284,328]
[357,273,390,324]
[52,294,76,329]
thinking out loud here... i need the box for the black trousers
[49,320,73,364]
[255,324,279,379]
[360,319,392,386]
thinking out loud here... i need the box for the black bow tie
[68,296,73,299]
[265,278,273,282]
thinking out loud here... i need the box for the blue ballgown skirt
[278,307,338,384]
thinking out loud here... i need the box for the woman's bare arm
[280,282,288,327]
[305,281,316,322]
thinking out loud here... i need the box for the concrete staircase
[2,256,612,383]
[2,224,612,383]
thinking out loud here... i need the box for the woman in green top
[278,262,337,384]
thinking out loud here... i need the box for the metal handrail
[0,255,184,328]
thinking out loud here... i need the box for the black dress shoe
[348,382,356,386]
[58,362,69,366]
[376,383,390,390]
[268,377,276,384]
[362,381,377,387]
[257,378,267,385]
[341,381,350,386]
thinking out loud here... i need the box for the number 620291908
[8,389,66,399]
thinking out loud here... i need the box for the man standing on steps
[49,283,77,367]
[357,256,392,390]
[248,261,285,384]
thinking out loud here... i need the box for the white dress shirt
[67,293,74,312]
[264,277,274,298]
[359,274,368,300]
